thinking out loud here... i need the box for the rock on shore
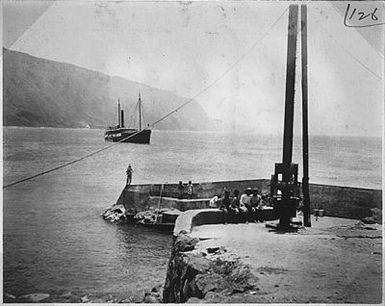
[163,233,259,303]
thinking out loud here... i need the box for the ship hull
[104,129,151,144]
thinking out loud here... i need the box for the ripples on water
[3,127,382,299]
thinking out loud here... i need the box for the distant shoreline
[3,125,381,139]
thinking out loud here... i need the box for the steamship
[104,93,152,144]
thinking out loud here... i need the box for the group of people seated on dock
[209,187,264,223]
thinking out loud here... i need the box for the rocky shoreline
[163,233,260,303]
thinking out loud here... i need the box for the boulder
[186,255,212,275]
[143,292,161,303]
[174,234,199,253]
[228,263,258,292]
[204,291,228,303]
[370,208,382,224]
[18,293,50,302]
[143,284,163,303]
[194,273,232,297]
[102,204,127,223]
[361,208,382,224]
[211,257,236,275]
[186,297,204,303]
[207,247,220,254]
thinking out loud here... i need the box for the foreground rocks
[163,233,259,303]
[102,203,181,225]
[143,284,163,303]
[102,204,129,223]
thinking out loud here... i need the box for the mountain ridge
[3,48,210,131]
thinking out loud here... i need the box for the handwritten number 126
[348,4,379,21]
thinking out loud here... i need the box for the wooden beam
[301,4,311,227]
[282,4,299,167]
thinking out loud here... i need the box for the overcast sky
[3,0,384,137]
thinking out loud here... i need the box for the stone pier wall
[308,184,381,219]
[116,179,381,219]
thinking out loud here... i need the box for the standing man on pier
[186,181,193,199]
[126,164,133,186]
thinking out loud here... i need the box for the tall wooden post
[282,4,299,167]
[279,4,299,228]
[301,5,311,227]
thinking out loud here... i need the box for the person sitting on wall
[210,189,230,209]
[219,190,231,224]
[209,195,220,208]
[240,187,253,222]
[219,190,231,209]
[250,188,263,222]
[228,189,240,223]
[186,181,193,199]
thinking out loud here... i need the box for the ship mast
[138,91,142,131]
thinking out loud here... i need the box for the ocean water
[3,127,382,300]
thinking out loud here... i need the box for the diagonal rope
[3,7,289,189]
[309,10,383,81]
[149,7,289,128]
[3,128,149,189]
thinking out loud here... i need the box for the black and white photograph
[2,0,383,303]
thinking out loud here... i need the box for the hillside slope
[3,48,209,130]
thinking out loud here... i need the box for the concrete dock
[164,214,382,303]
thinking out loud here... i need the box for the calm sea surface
[3,127,382,300]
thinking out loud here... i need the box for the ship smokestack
[117,99,121,128]
[121,110,125,128]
